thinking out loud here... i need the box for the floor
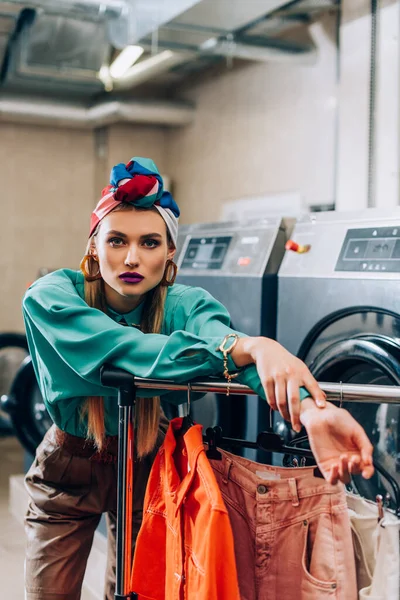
[0,435,98,599]
[0,435,25,599]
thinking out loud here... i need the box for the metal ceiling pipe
[201,39,317,64]
[1,0,126,21]
[0,96,195,127]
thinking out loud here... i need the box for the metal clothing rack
[99,366,400,600]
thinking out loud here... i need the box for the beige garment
[210,449,358,600]
[347,493,400,600]
[24,419,167,600]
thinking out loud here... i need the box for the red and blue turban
[89,156,180,245]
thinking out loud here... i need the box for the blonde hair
[81,203,171,457]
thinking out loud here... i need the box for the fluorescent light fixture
[98,65,113,91]
[116,50,175,83]
[113,50,196,90]
[109,45,144,79]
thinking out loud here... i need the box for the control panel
[176,218,291,277]
[180,236,232,270]
[278,210,400,279]
[335,226,400,273]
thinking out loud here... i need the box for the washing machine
[277,209,400,507]
[176,217,295,459]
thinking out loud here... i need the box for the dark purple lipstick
[119,272,144,284]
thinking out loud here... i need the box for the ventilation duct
[1,8,113,96]
[0,95,195,127]
[129,0,326,65]
[108,0,203,49]
[0,0,126,21]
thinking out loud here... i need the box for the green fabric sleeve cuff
[299,386,311,401]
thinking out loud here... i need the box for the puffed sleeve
[22,276,242,405]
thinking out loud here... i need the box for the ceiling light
[119,50,175,79]
[109,46,144,79]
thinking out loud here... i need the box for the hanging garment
[346,493,400,600]
[130,418,240,600]
[209,449,358,600]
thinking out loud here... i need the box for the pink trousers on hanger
[210,450,358,600]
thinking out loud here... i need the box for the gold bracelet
[216,333,240,396]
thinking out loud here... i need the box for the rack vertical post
[100,365,137,600]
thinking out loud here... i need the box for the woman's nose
[124,247,139,267]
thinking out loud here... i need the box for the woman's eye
[143,239,160,248]
[108,237,125,246]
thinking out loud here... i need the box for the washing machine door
[0,333,30,434]
[308,334,400,510]
[3,356,52,455]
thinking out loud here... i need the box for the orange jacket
[130,417,240,600]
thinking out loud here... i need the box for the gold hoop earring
[161,259,178,286]
[80,254,101,281]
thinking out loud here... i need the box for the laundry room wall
[0,122,94,332]
[336,0,400,211]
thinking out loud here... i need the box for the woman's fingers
[302,372,326,407]
[339,454,351,484]
[264,377,277,411]
[264,373,303,431]
[351,423,374,470]
[286,378,301,432]
[349,455,361,475]
[328,464,339,485]
[361,464,375,479]
[275,374,291,422]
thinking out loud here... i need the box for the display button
[345,240,367,259]
[211,245,225,259]
[366,238,395,259]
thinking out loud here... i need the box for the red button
[285,240,299,252]
[285,240,311,254]
[238,257,251,266]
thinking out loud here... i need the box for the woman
[22,156,374,600]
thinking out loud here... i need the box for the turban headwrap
[89,156,180,246]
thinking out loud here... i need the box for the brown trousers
[24,418,168,600]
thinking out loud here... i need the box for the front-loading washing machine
[277,209,400,508]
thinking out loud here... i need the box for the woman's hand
[231,337,326,432]
[300,399,374,484]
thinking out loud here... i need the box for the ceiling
[0,0,339,127]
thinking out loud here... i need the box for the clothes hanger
[204,413,323,478]
[176,383,195,436]
[371,459,400,518]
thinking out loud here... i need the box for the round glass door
[308,335,400,511]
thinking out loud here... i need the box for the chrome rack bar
[132,377,400,404]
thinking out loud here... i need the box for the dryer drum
[0,333,30,436]
[2,356,52,456]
